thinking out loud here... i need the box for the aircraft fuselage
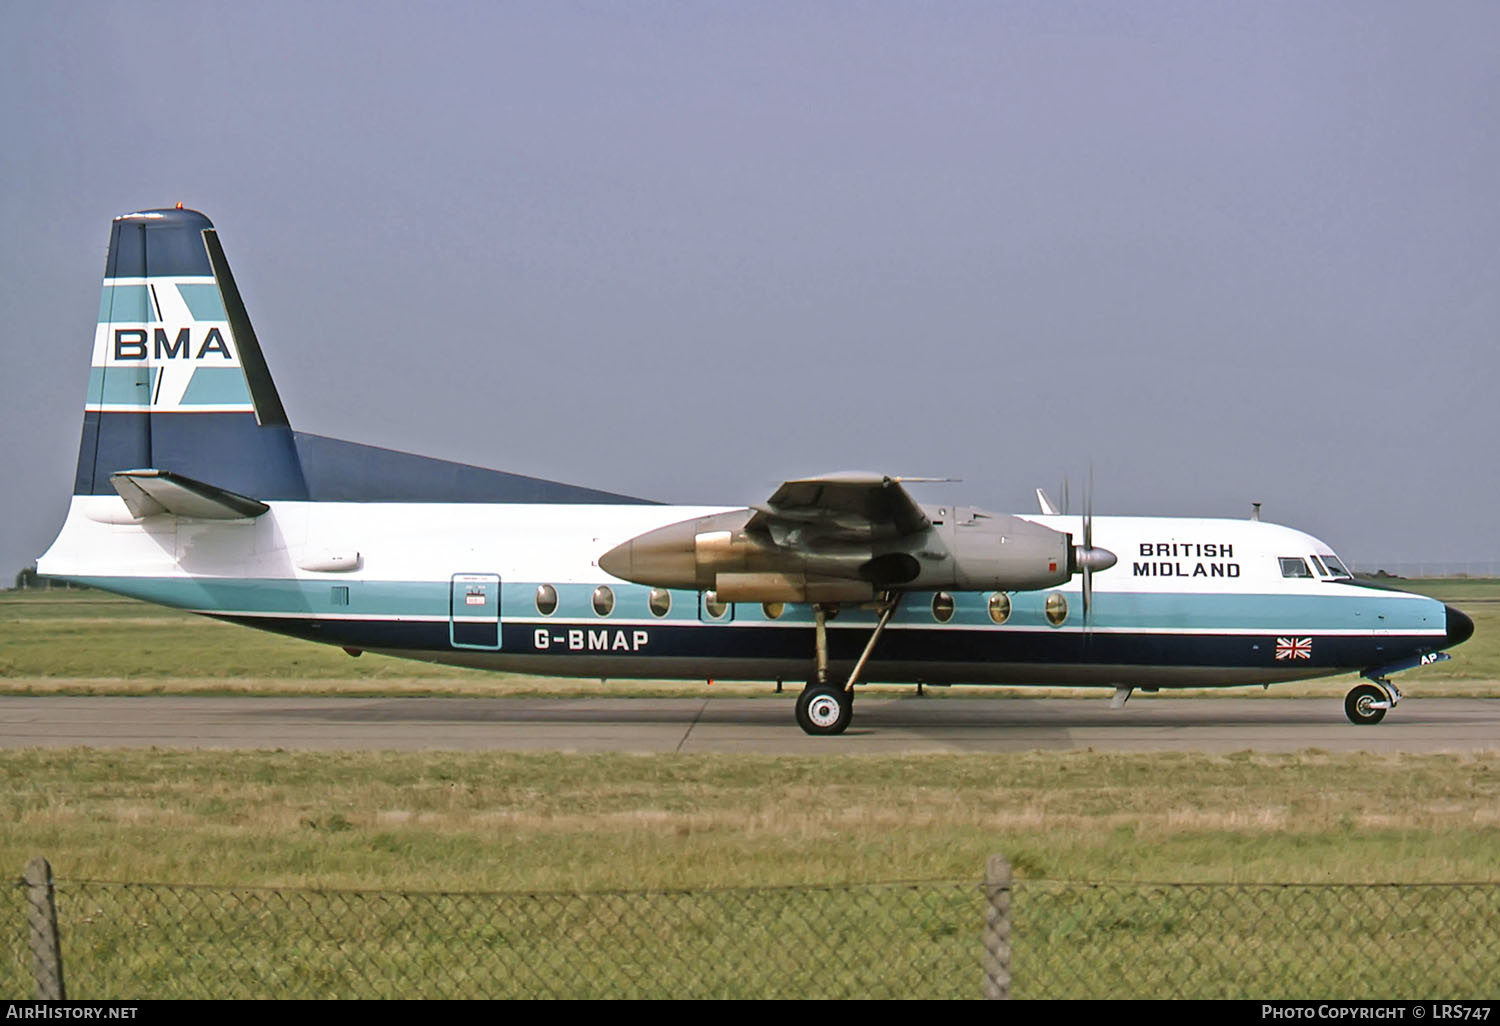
[41,497,1464,690]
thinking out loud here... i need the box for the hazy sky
[3,1,1497,577]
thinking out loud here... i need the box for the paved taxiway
[1,695,1496,753]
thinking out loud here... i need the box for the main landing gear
[795,684,853,735]
[794,594,901,736]
[1345,679,1401,725]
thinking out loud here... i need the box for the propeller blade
[1072,463,1115,633]
[1083,466,1094,628]
[1059,464,1114,632]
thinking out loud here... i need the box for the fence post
[24,856,66,1000]
[982,853,1011,999]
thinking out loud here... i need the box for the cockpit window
[1279,557,1312,578]
[1309,555,1329,576]
[1321,555,1351,578]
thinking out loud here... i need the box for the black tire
[1345,684,1388,725]
[795,685,853,736]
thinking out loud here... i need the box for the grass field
[3,747,1498,890]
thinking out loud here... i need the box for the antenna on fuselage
[1251,502,1262,522]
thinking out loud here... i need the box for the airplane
[37,207,1474,735]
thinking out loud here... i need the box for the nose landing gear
[1345,679,1401,725]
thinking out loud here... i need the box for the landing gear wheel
[1345,683,1388,725]
[796,685,853,736]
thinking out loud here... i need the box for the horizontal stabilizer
[109,469,269,520]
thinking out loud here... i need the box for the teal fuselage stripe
[63,576,1445,634]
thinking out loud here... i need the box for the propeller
[1070,464,1117,629]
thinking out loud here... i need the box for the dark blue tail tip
[106,208,216,279]
[115,207,213,227]
[1445,605,1475,648]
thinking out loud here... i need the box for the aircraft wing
[109,469,270,520]
[745,472,931,546]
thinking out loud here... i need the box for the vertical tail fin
[77,208,306,499]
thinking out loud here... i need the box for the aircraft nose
[1445,605,1475,648]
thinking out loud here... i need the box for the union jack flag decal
[1275,637,1312,660]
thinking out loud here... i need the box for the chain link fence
[1011,880,1500,998]
[8,858,1500,999]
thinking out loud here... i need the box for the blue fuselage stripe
[61,576,1443,632]
[69,575,1447,682]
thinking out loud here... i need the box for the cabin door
[450,573,502,650]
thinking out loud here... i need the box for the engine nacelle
[597,510,878,602]
[921,511,1075,592]
[598,506,1109,603]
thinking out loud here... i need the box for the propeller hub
[1074,546,1117,572]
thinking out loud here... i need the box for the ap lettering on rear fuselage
[36,207,1475,735]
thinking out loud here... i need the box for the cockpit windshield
[1321,554,1352,578]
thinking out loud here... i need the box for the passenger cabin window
[648,588,671,617]
[535,584,558,616]
[1045,592,1068,626]
[592,585,615,616]
[702,591,729,619]
[1279,557,1312,578]
[988,592,1011,625]
[931,592,955,623]
[762,602,784,620]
